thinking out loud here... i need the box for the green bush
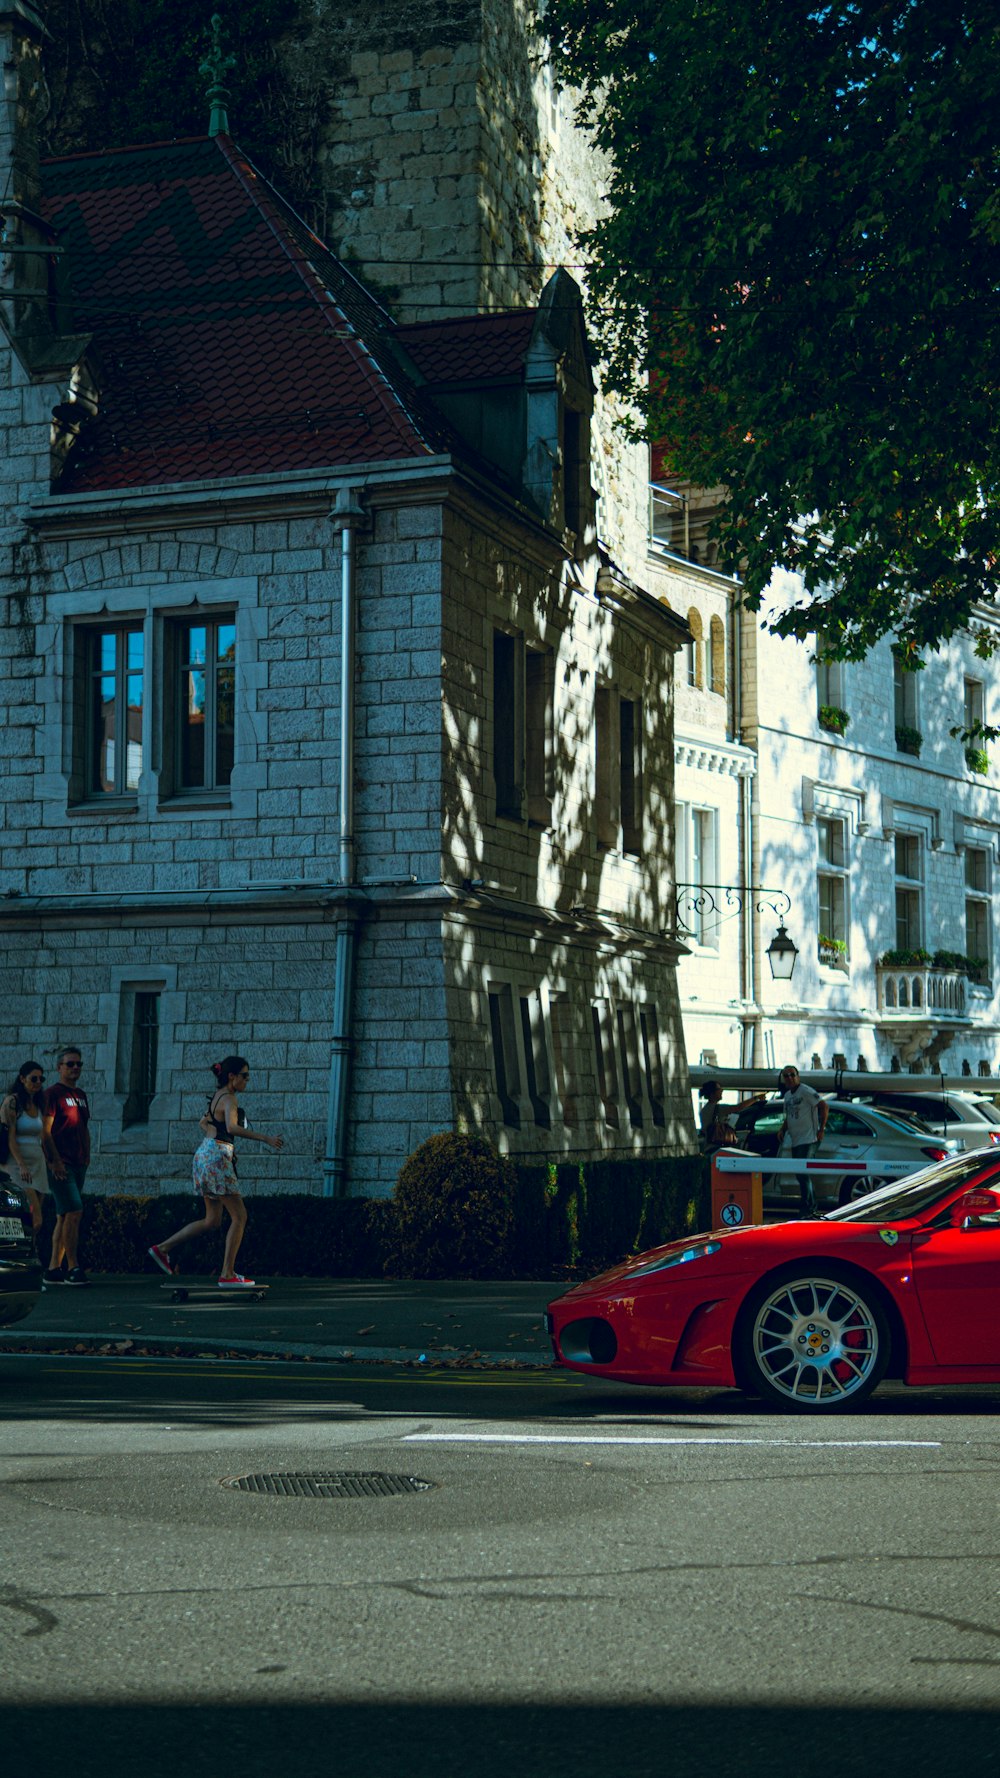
[36,1152,712,1281]
[818,704,850,735]
[965,745,990,775]
[895,724,923,756]
[389,1132,516,1279]
[40,1192,396,1278]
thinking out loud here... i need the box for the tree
[40,2,328,232]
[546,0,1000,659]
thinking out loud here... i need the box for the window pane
[126,630,144,673]
[215,662,235,786]
[93,674,116,793]
[184,625,208,669]
[181,668,206,787]
[125,671,144,790]
[216,622,236,664]
[99,631,117,674]
[966,847,988,892]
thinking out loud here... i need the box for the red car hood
[552,1225,759,1300]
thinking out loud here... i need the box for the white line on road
[404,1433,942,1448]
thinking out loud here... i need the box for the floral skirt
[193,1136,239,1198]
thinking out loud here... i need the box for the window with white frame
[816,638,845,715]
[893,649,919,744]
[894,831,923,950]
[965,846,991,984]
[964,676,985,734]
[817,816,849,964]
[675,801,719,947]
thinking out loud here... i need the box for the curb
[0,1330,554,1368]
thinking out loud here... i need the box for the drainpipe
[735,597,763,1065]
[322,488,366,1198]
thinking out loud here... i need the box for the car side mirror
[951,1189,1000,1229]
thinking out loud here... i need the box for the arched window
[685,608,703,689]
[709,616,725,695]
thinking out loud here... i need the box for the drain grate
[222,1470,435,1499]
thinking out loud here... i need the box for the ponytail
[211,1055,249,1086]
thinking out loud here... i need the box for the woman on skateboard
[148,1055,283,1287]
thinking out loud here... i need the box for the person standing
[148,1055,283,1288]
[698,1080,735,1154]
[779,1064,829,1215]
[43,1046,91,1286]
[1,1061,64,1247]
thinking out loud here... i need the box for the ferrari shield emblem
[879,1229,899,1247]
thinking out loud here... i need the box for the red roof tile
[42,136,439,491]
[398,312,538,385]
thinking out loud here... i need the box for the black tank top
[208,1092,245,1142]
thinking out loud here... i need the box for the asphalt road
[5,1356,1000,1778]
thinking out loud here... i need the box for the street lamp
[766,922,799,982]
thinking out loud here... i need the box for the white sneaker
[217,1273,255,1288]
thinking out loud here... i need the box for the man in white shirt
[779,1064,829,1215]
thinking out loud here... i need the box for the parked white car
[728,1097,962,1208]
[855,1089,1000,1154]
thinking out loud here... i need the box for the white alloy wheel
[740,1271,889,1410]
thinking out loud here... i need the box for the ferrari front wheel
[735,1269,890,1411]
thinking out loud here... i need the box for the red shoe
[148,1244,176,1277]
[217,1273,255,1289]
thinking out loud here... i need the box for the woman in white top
[1,1060,61,1231]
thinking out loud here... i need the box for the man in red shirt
[43,1046,91,1286]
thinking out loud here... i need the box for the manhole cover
[221,1470,435,1498]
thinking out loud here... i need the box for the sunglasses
[26,1074,44,1085]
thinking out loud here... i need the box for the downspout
[735,596,763,1065]
[323,488,366,1198]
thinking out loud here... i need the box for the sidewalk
[0,1275,562,1366]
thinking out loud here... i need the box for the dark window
[525,648,552,825]
[619,697,642,854]
[519,994,552,1129]
[86,625,144,796]
[123,991,159,1127]
[488,983,521,1127]
[175,617,236,791]
[493,630,521,818]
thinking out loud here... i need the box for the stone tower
[314,0,601,322]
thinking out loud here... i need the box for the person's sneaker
[65,1267,89,1286]
[42,1268,65,1289]
[218,1273,255,1288]
[148,1244,175,1277]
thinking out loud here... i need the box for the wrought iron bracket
[675,883,791,938]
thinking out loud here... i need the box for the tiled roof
[42,136,443,491]
[398,312,538,385]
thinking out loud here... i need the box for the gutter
[322,488,366,1198]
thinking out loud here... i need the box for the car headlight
[626,1240,722,1279]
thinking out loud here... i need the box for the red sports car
[545,1150,1000,1412]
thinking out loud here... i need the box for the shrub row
[39,1150,711,1281]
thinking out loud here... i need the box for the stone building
[0,2,694,1196]
[748,586,1000,1079]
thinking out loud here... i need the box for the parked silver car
[856,1089,1000,1153]
[728,1097,961,1208]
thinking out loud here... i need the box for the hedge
[38,1153,711,1280]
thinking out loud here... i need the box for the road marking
[404,1432,942,1448]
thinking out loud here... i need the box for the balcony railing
[649,483,725,570]
[876,964,968,1018]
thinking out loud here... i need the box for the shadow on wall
[6,1704,998,1778]
[440,525,688,1155]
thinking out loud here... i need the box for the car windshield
[971,1099,1000,1126]
[825,1151,1000,1222]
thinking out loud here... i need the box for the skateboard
[161,1282,269,1303]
